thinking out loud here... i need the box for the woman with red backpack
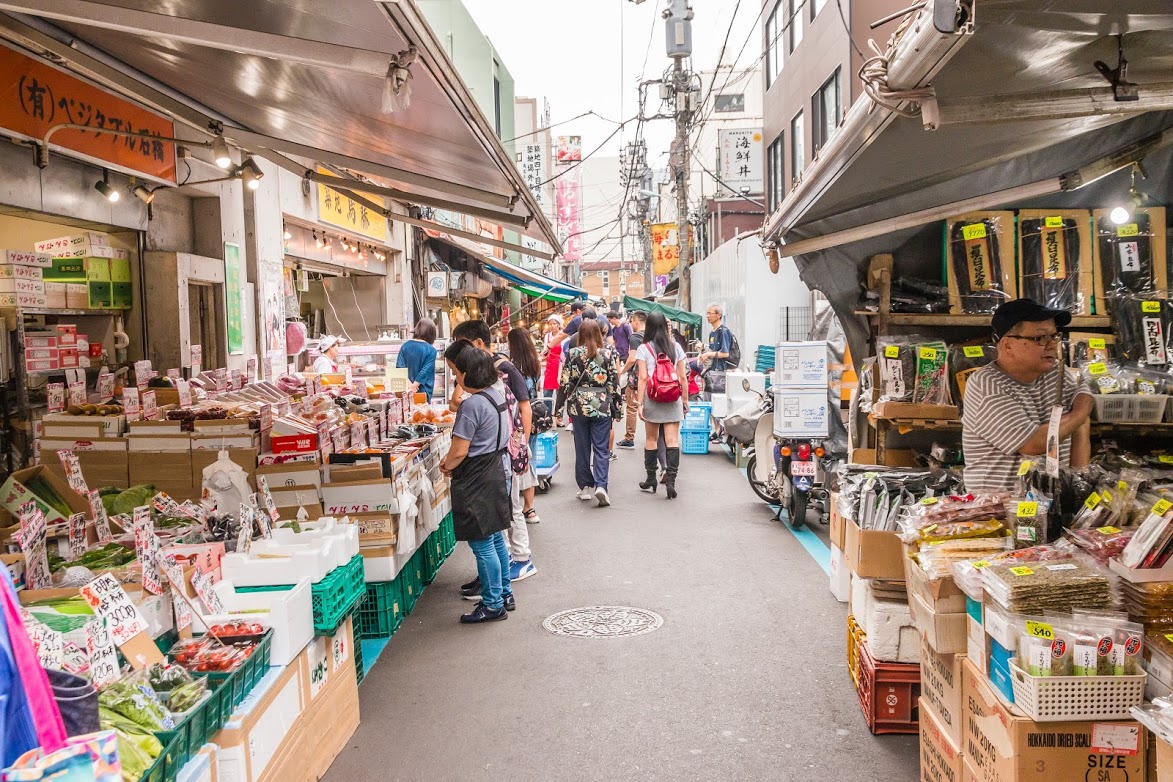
[635,312,689,499]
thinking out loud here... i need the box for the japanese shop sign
[650,222,693,277]
[555,166,582,261]
[556,135,582,163]
[717,129,763,194]
[0,45,176,181]
[316,167,389,240]
[522,144,546,205]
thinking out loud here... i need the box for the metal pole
[674,58,693,310]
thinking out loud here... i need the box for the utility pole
[664,0,695,311]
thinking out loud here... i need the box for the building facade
[579,260,647,305]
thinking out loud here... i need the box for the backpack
[726,331,742,369]
[647,351,682,403]
[527,376,553,433]
[494,358,530,474]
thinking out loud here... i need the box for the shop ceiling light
[131,184,154,204]
[283,229,292,241]
[95,173,119,202]
[211,135,232,168]
[313,230,323,249]
[239,157,264,190]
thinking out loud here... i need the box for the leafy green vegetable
[99,680,173,731]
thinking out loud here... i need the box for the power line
[502,109,624,144]
[538,115,639,186]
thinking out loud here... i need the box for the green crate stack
[239,555,366,636]
[402,549,423,615]
[353,622,366,686]
[153,688,220,771]
[422,530,445,585]
[356,578,404,638]
[140,734,183,782]
[441,512,456,556]
[168,630,273,714]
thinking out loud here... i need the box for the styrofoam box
[199,579,313,666]
[2,250,52,268]
[221,541,335,586]
[774,341,829,387]
[829,544,850,603]
[362,549,402,582]
[861,580,919,664]
[270,519,359,567]
[709,393,729,418]
[772,388,830,437]
[0,278,45,294]
[725,371,768,406]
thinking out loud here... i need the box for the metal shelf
[26,366,106,378]
[19,308,128,317]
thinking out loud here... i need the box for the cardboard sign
[62,642,89,677]
[246,356,257,383]
[215,371,227,394]
[122,386,141,421]
[189,344,202,377]
[27,620,64,670]
[79,573,149,647]
[236,502,255,554]
[163,555,192,631]
[68,380,87,407]
[85,617,120,689]
[141,390,158,421]
[167,368,181,381]
[87,489,113,543]
[367,418,378,446]
[230,368,243,390]
[350,420,367,450]
[190,568,225,614]
[260,404,273,433]
[134,360,152,392]
[97,371,114,403]
[331,429,346,453]
[18,501,51,590]
[177,379,193,409]
[132,506,163,596]
[58,450,89,495]
[67,512,87,560]
[46,382,65,413]
[256,475,280,528]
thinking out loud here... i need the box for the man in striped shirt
[962,299,1094,493]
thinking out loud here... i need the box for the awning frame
[429,235,586,301]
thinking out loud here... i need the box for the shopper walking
[616,311,646,450]
[451,319,537,585]
[440,345,514,624]
[396,317,439,399]
[508,327,544,525]
[635,312,688,499]
[560,319,621,507]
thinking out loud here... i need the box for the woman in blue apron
[441,343,514,623]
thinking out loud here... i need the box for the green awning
[622,296,702,328]
[516,283,575,303]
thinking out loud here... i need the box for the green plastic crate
[353,623,366,686]
[240,555,365,636]
[422,530,445,585]
[356,579,404,638]
[442,512,456,556]
[402,550,423,615]
[140,734,182,782]
[169,629,273,713]
[153,688,219,771]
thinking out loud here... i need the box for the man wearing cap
[961,299,1094,493]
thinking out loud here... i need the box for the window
[714,93,745,113]
[492,59,502,137]
[811,0,826,20]
[812,68,842,153]
[790,111,805,184]
[767,132,785,212]
[599,269,610,293]
[765,2,782,87]
[788,0,803,53]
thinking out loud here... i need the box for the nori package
[1112,293,1173,373]
[877,336,917,402]
[950,342,997,409]
[1021,216,1085,312]
[1068,331,1117,366]
[913,341,951,405]
[949,217,1010,313]
[1097,211,1157,295]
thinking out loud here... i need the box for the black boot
[639,449,658,493]
[664,447,680,499]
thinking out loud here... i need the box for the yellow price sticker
[1097,526,1122,535]
[1087,362,1108,376]
[1160,456,1173,465]
[1153,499,1172,516]
[884,346,900,358]
[963,346,985,358]
[1103,489,1113,502]
[1143,301,1162,313]
[919,346,939,360]
[1017,501,1039,518]
[1166,634,1173,645]
[1018,461,1034,477]
[921,497,938,506]
[1045,216,1065,228]
[1119,480,1128,491]
[1010,566,1034,577]
[962,223,988,241]
[1026,621,1055,640]
[1088,338,1106,350]
[972,560,991,569]
[1117,223,1140,237]
[1084,492,1102,510]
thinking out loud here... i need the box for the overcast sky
[463,0,763,164]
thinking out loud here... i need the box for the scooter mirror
[741,379,751,392]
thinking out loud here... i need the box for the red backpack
[647,352,682,403]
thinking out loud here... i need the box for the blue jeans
[572,415,612,490]
[468,531,511,611]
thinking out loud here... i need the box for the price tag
[962,346,985,358]
[215,371,228,394]
[134,360,152,392]
[86,489,113,544]
[162,555,194,631]
[972,560,991,569]
[246,356,257,383]
[1016,501,1039,518]
[68,380,87,407]
[355,381,369,400]
[1161,455,1173,464]
[1084,492,1102,510]
[97,371,114,403]
[1018,461,1033,476]
[350,420,367,449]
[884,346,899,358]
[1097,526,1122,535]
[62,642,89,677]
[27,621,64,670]
[367,418,378,445]
[236,503,255,555]
[1026,621,1055,640]
[256,475,279,529]
[46,382,65,413]
[1087,362,1108,375]
[260,404,273,433]
[1010,566,1034,576]
[85,617,120,689]
[132,507,163,596]
[58,450,89,495]
[1088,338,1107,350]
[1046,563,1077,571]
[1117,223,1140,237]
[1143,301,1162,313]
[962,223,987,241]
[1045,216,1064,228]
[18,502,51,590]
[167,368,181,381]
[190,568,225,614]
[919,346,938,360]
[67,512,87,560]
[176,379,192,409]
[921,497,938,506]
[189,344,202,377]
[1103,488,1113,503]
[141,390,157,421]
[122,387,141,421]
[79,573,149,647]
[1154,499,1172,516]
[331,429,346,453]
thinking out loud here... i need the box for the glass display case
[308,338,453,401]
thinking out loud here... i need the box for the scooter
[775,438,829,529]
[722,381,783,507]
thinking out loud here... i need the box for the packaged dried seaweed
[950,342,996,409]
[982,556,1113,614]
[914,342,951,405]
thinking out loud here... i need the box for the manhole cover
[542,606,663,639]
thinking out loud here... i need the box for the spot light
[95,172,119,202]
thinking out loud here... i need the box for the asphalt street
[325,433,920,781]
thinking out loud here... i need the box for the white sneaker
[577,486,595,500]
[595,487,610,507]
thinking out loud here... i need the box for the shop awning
[0,0,560,247]
[622,295,701,328]
[430,235,586,303]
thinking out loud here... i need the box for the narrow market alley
[326,443,919,782]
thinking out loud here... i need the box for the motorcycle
[775,437,830,529]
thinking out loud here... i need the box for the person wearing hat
[313,335,343,374]
[961,299,1094,493]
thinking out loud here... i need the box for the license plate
[791,460,816,477]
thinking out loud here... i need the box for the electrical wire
[502,109,623,144]
[538,116,639,186]
[636,0,659,82]
[321,282,353,341]
[835,0,867,58]
[349,283,372,342]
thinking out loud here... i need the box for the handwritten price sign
[79,573,148,647]
[58,450,89,495]
[87,489,113,543]
[85,617,120,689]
[67,512,87,560]
[18,501,51,590]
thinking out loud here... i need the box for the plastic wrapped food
[1095,207,1162,295]
[1020,614,1073,677]
[1019,213,1088,314]
[920,537,1012,580]
[920,518,1005,544]
[876,336,917,402]
[1006,497,1053,548]
[1112,293,1173,371]
[1064,526,1135,563]
[950,342,997,409]
[982,556,1113,614]
[1081,361,1136,395]
[947,214,1014,313]
[97,673,173,731]
[1069,332,1117,366]
[914,341,951,405]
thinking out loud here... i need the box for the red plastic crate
[855,638,920,735]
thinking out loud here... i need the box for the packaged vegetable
[97,673,174,731]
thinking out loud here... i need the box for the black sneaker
[460,576,481,600]
[504,592,516,612]
[617,439,636,449]
[460,603,508,624]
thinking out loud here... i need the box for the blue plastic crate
[681,429,710,454]
[681,403,712,431]
[533,431,558,468]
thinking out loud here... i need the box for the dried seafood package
[982,556,1112,614]
[913,342,951,405]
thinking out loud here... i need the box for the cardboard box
[0,264,42,280]
[0,465,89,524]
[54,324,77,344]
[129,452,193,486]
[352,512,398,546]
[321,479,398,515]
[43,413,126,436]
[301,633,359,782]
[44,281,67,309]
[190,433,257,451]
[1,250,52,268]
[773,341,829,387]
[872,401,960,420]
[961,658,1146,782]
[192,447,258,487]
[256,462,323,490]
[258,452,321,468]
[1157,737,1173,782]
[850,448,921,468]
[829,491,845,549]
[271,433,319,453]
[325,463,385,484]
[0,278,45,294]
[844,518,905,581]
[65,285,88,309]
[41,441,130,489]
[920,633,965,748]
[945,211,1018,315]
[0,292,46,307]
[58,349,78,369]
[24,332,58,349]
[920,696,964,782]
[25,347,58,361]
[912,592,968,655]
[215,655,307,782]
[126,433,191,453]
[192,418,254,435]
[1017,209,1095,316]
[771,388,829,438]
[904,555,967,614]
[35,232,111,255]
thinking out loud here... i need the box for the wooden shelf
[20,308,128,317]
[854,311,1111,328]
[868,416,961,431]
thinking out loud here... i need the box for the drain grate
[542,606,664,639]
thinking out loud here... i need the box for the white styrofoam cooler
[725,371,768,406]
[772,387,830,438]
[774,341,829,387]
[270,517,359,566]
[220,539,335,586]
[199,579,314,665]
